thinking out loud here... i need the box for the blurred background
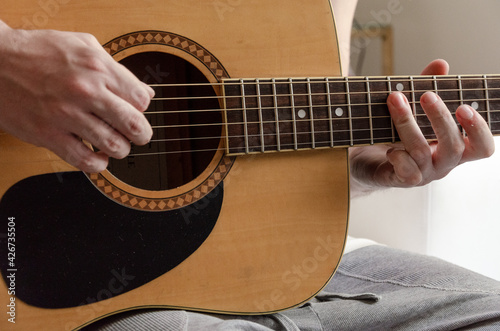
[348,0,500,281]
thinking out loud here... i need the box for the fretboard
[223,75,500,155]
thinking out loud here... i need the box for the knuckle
[409,147,430,165]
[126,112,150,143]
[396,116,414,128]
[83,54,107,73]
[44,101,75,122]
[132,88,151,111]
[127,112,142,134]
[478,144,495,159]
[69,148,98,172]
[76,155,97,172]
[103,135,120,153]
[453,142,466,156]
[77,32,99,46]
[447,140,466,158]
[103,135,129,158]
[66,76,94,99]
[406,174,422,186]
[485,144,495,157]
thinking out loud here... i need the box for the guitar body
[0,1,349,330]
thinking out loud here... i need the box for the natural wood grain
[0,1,346,330]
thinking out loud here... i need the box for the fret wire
[345,77,354,146]
[307,78,316,149]
[458,75,466,136]
[458,75,464,105]
[326,77,334,147]
[272,78,281,151]
[146,95,500,117]
[433,76,438,95]
[149,76,500,150]
[130,126,500,158]
[256,79,265,152]
[226,122,500,140]
[152,110,500,130]
[222,81,230,154]
[365,77,374,145]
[289,78,298,150]
[154,75,500,89]
[152,76,500,100]
[483,75,492,131]
[148,104,500,130]
[215,85,500,101]
[240,79,250,154]
[216,96,500,114]
[410,76,417,120]
[149,86,500,111]
[144,117,500,149]
[129,118,500,157]
[387,77,395,143]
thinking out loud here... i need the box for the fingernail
[422,92,438,105]
[390,92,407,108]
[144,83,155,98]
[459,105,474,120]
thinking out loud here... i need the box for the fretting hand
[349,59,495,197]
[0,22,154,173]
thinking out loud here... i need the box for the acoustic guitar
[0,1,499,330]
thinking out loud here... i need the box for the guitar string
[146,108,500,131]
[145,80,500,118]
[121,78,500,156]
[146,116,500,144]
[148,86,500,108]
[143,104,500,132]
[128,123,500,157]
[141,126,464,147]
[145,97,500,119]
[147,75,500,88]
[128,118,500,157]
[140,105,500,150]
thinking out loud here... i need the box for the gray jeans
[86,246,500,330]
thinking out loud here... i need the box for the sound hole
[106,52,222,191]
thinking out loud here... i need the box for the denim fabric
[85,246,500,331]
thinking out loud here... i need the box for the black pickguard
[0,171,222,309]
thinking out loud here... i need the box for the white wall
[348,0,500,281]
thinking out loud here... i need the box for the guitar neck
[223,75,500,155]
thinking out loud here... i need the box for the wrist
[0,20,12,34]
[0,21,11,73]
[349,146,391,198]
[349,174,382,198]
[0,22,25,73]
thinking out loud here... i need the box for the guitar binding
[87,30,236,211]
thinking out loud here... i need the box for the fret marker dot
[298,109,307,119]
[396,83,404,91]
[335,107,344,117]
[471,102,479,110]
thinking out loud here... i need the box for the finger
[103,56,155,112]
[49,132,109,173]
[91,90,153,146]
[386,92,432,171]
[420,59,449,75]
[80,34,155,111]
[71,112,132,160]
[455,104,495,162]
[386,148,422,185]
[420,92,464,170]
